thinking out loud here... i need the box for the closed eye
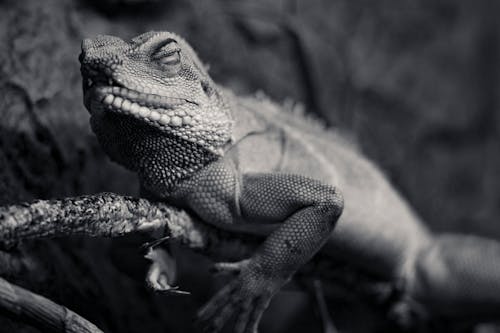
[159,51,180,65]
[152,41,181,66]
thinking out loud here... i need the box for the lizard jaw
[85,84,201,135]
[84,80,232,154]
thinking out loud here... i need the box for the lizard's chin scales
[86,85,204,145]
[84,82,232,154]
[90,111,219,193]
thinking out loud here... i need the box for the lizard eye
[160,52,180,65]
[152,41,181,66]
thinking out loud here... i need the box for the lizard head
[80,31,233,155]
[79,32,232,192]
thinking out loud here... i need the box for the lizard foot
[198,259,287,333]
[144,247,190,294]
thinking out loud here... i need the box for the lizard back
[227,90,431,280]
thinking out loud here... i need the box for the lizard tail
[410,234,500,320]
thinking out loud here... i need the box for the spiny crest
[249,90,358,151]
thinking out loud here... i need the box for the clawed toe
[197,283,235,323]
[234,300,252,333]
[197,287,270,333]
[197,258,278,332]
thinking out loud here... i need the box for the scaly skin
[79,31,500,331]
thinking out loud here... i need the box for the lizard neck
[91,112,218,195]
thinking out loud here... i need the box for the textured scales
[80,31,500,332]
[81,32,231,191]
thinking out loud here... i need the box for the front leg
[172,164,344,332]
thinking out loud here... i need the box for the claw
[313,280,338,333]
[212,303,235,331]
[197,258,284,333]
[141,235,170,251]
[145,247,190,294]
[197,284,234,322]
[234,300,252,333]
[162,286,191,295]
[246,297,269,333]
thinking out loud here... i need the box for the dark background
[1,0,499,332]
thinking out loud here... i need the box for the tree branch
[0,192,257,260]
[0,192,397,332]
[0,277,102,333]
[0,193,165,246]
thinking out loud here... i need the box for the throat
[91,113,218,195]
[137,134,218,195]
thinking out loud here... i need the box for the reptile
[76,31,500,332]
[2,30,498,333]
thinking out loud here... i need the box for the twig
[0,192,178,332]
[0,277,103,333]
[0,193,166,247]
[0,192,257,260]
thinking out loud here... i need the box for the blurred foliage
[0,0,499,332]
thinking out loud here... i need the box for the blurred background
[1,0,499,332]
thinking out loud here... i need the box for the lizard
[67,30,500,332]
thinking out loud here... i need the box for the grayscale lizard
[0,32,488,332]
[27,31,500,332]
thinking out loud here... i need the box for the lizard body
[79,31,500,331]
[230,94,430,280]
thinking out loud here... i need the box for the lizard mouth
[83,75,197,128]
